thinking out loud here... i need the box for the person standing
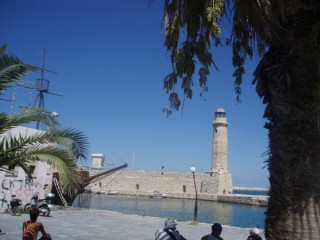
[22,207,50,240]
[155,219,187,240]
[201,223,223,240]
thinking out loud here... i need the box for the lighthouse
[212,108,229,171]
[201,108,233,195]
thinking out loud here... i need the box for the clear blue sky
[1,0,269,187]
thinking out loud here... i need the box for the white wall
[0,126,53,205]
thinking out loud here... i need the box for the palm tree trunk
[254,9,320,240]
[265,105,320,239]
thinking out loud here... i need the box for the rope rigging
[76,166,127,206]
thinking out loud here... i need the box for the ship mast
[33,49,63,129]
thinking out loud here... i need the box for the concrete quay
[0,208,265,240]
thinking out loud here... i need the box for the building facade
[0,126,53,205]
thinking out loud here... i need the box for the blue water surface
[84,194,266,228]
[233,190,269,196]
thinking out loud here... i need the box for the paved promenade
[0,208,265,240]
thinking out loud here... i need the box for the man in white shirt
[155,219,187,240]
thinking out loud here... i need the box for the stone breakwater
[217,194,268,206]
[104,191,268,206]
[233,186,269,191]
[87,170,268,206]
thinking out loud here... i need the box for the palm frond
[1,139,81,195]
[0,53,38,92]
[1,115,89,195]
[43,128,90,162]
[0,47,89,196]
[26,146,80,195]
[0,44,7,54]
[0,109,59,134]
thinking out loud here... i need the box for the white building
[0,126,53,205]
[91,153,105,169]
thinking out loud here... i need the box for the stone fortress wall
[88,170,226,195]
[87,108,268,206]
[87,170,267,206]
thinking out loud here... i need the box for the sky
[1,0,269,187]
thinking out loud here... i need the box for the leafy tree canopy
[162,0,319,115]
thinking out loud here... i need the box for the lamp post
[190,166,198,224]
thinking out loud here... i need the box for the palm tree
[0,109,89,196]
[0,45,89,196]
[0,44,37,92]
[162,1,320,239]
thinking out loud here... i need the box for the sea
[233,190,269,196]
[78,190,268,228]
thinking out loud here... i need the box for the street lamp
[190,166,198,224]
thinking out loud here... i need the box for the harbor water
[82,193,267,228]
[233,190,269,196]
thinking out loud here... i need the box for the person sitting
[247,228,262,240]
[22,207,50,240]
[201,223,223,240]
[155,219,187,240]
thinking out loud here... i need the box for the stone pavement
[0,208,265,240]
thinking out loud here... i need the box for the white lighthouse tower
[201,108,232,194]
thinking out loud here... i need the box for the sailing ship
[51,163,128,206]
[8,50,128,207]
